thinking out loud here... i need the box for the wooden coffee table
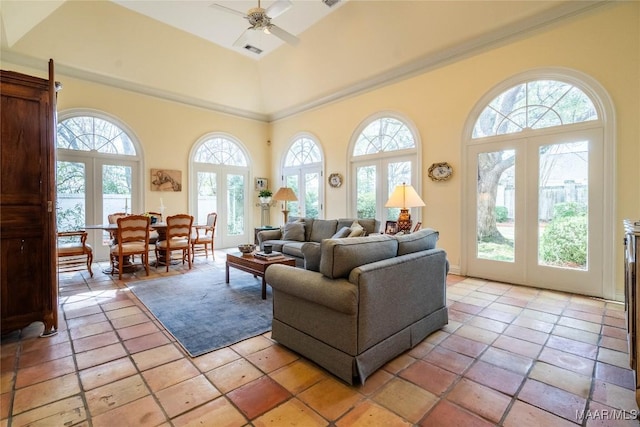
[226,252,296,299]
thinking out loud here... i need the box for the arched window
[191,134,250,248]
[473,80,598,138]
[56,112,142,260]
[350,114,421,225]
[282,134,323,218]
[463,74,613,298]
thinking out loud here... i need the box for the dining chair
[191,212,217,262]
[106,212,130,272]
[144,211,164,260]
[155,214,194,272]
[57,230,93,277]
[110,215,150,280]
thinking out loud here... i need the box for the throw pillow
[331,226,351,239]
[348,220,365,237]
[283,221,305,241]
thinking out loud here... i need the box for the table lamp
[385,183,425,233]
[273,187,298,224]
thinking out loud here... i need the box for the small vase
[259,196,272,204]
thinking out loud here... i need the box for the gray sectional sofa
[265,228,448,384]
[256,217,380,268]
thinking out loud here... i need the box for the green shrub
[540,213,587,268]
[552,202,586,219]
[495,206,509,223]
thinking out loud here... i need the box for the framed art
[151,169,182,191]
[384,220,398,235]
[255,177,268,192]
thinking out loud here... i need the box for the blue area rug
[127,269,273,357]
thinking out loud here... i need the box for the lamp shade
[273,187,298,202]
[385,183,425,209]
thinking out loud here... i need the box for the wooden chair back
[57,230,93,277]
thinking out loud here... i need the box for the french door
[465,127,604,297]
[353,156,417,225]
[283,167,322,219]
[194,169,248,248]
[57,154,140,261]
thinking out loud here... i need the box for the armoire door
[0,60,58,336]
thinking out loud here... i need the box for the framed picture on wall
[151,169,182,191]
[255,177,268,192]
[385,221,398,235]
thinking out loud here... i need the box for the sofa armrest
[257,229,282,246]
[301,242,321,271]
[266,264,357,314]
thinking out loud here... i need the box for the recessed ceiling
[111,0,345,59]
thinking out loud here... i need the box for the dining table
[84,222,169,274]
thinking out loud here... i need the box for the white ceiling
[111,0,345,58]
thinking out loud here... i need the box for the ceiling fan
[211,0,299,49]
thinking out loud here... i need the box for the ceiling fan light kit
[212,0,300,52]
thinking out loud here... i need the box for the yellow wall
[55,77,271,220]
[269,2,639,296]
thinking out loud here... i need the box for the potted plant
[258,189,272,204]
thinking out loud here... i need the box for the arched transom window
[194,137,248,166]
[57,116,137,155]
[473,80,598,138]
[354,117,416,155]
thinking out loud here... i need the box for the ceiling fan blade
[232,29,253,48]
[266,0,292,19]
[210,3,247,19]
[268,24,299,46]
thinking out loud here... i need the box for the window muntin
[284,137,321,167]
[473,80,598,138]
[194,137,248,166]
[353,117,415,156]
[57,116,136,155]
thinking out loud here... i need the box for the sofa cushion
[282,241,306,258]
[309,219,338,242]
[395,228,439,256]
[320,234,398,279]
[283,221,305,241]
[289,217,314,241]
[332,226,351,239]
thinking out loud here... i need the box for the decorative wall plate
[328,173,343,188]
[428,162,453,181]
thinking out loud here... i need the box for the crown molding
[0,50,270,123]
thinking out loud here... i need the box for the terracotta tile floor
[2,250,640,426]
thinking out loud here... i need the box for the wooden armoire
[624,219,640,406]
[1,60,58,336]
